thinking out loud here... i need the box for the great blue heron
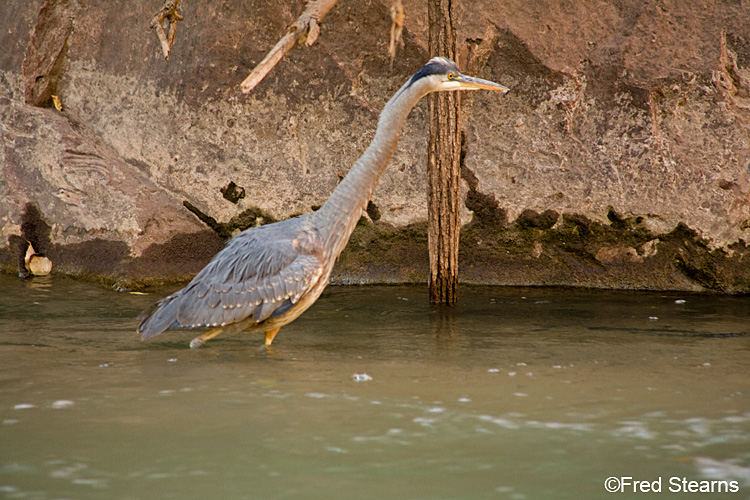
[138,57,509,348]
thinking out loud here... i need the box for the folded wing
[138,219,324,340]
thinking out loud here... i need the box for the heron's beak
[456,74,510,93]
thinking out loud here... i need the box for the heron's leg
[264,327,281,346]
[189,328,223,349]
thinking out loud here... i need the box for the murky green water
[1,275,749,499]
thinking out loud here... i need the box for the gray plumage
[137,57,508,348]
[139,218,323,337]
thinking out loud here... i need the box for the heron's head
[409,57,509,94]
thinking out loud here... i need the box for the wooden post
[427,0,460,304]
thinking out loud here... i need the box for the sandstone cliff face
[1,0,748,291]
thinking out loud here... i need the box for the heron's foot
[189,327,223,349]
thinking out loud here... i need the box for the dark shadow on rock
[8,202,55,277]
[128,230,226,282]
[20,202,52,254]
[51,238,130,277]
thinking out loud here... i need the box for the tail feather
[137,294,183,340]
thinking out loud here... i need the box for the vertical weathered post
[427,0,460,304]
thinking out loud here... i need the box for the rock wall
[1,0,749,292]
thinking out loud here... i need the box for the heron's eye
[447,73,455,79]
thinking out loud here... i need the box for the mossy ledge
[332,209,750,293]
[2,209,748,293]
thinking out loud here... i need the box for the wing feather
[138,217,325,340]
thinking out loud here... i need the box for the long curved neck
[314,77,431,261]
